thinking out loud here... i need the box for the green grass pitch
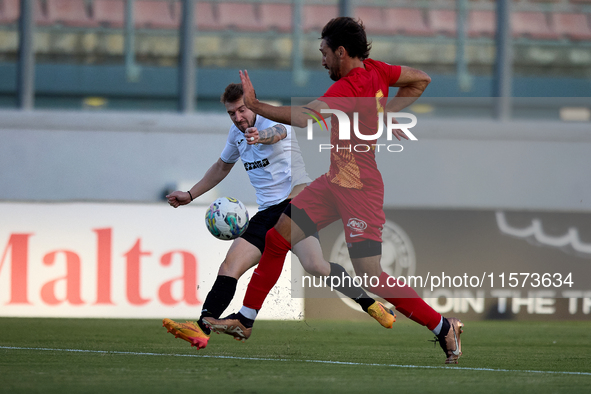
[1,317,590,393]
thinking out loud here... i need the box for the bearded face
[320,39,342,82]
[225,97,256,132]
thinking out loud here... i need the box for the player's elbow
[416,71,431,91]
[292,116,309,129]
[408,77,430,97]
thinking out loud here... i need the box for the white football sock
[239,306,258,321]
[431,316,444,336]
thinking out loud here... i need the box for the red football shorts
[291,174,385,244]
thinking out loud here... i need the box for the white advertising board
[0,202,303,320]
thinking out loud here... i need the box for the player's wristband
[187,190,194,201]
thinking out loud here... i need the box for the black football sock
[235,312,255,328]
[436,317,451,341]
[329,262,375,312]
[198,275,238,334]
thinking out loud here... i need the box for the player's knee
[267,214,290,240]
[218,260,236,277]
[218,260,232,276]
[218,258,251,278]
[301,258,330,277]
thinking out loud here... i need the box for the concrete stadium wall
[0,110,256,204]
[1,109,590,212]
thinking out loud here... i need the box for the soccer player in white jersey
[162,83,395,349]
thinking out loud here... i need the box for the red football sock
[243,227,291,310]
[370,272,441,330]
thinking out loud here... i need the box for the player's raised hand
[239,70,257,109]
[389,117,409,141]
[244,127,259,144]
[166,190,191,208]
[391,129,409,141]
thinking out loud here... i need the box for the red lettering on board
[0,233,33,305]
[41,250,84,305]
[124,239,152,305]
[93,228,114,305]
[158,251,201,305]
[2,230,201,309]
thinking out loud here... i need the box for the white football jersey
[220,115,312,210]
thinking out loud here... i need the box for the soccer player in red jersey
[205,17,464,364]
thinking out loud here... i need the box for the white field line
[1,345,591,376]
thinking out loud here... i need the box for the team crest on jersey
[347,218,368,232]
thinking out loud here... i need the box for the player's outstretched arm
[239,69,330,128]
[166,158,234,208]
[386,66,431,112]
[244,124,287,145]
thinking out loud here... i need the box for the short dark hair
[321,17,371,60]
[220,83,243,104]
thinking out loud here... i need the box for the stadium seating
[302,5,337,33]
[192,1,222,31]
[44,0,98,27]
[512,12,559,40]
[468,10,495,38]
[172,1,224,31]
[429,9,457,37]
[93,0,179,30]
[93,0,124,28]
[1,0,590,44]
[551,13,591,40]
[0,0,20,24]
[217,2,266,32]
[354,6,390,36]
[34,0,50,25]
[134,0,178,29]
[383,8,434,36]
[467,10,582,41]
[260,3,292,33]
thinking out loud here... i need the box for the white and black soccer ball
[205,197,249,240]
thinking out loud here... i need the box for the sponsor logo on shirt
[244,158,270,171]
[347,218,368,232]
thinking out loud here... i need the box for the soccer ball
[205,197,249,240]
